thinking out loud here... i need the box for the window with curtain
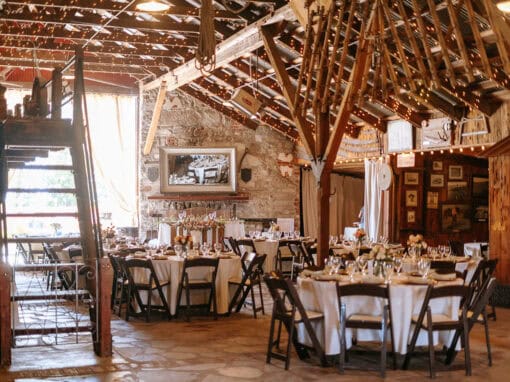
[5,89,137,235]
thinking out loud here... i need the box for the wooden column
[93,258,113,356]
[0,262,11,366]
[489,155,510,284]
[316,167,331,267]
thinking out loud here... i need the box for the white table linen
[297,277,463,355]
[224,220,245,239]
[464,242,487,258]
[132,256,241,315]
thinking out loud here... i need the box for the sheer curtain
[61,92,137,227]
[364,159,384,242]
[302,170,364,238]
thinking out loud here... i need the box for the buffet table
[131,255,241,315]
[297,276,463,355]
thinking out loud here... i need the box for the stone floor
[1,295,510,381]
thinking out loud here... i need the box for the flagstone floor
[1,291,510,382]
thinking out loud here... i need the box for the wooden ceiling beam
[142,4,294,91]
[180,85,261,132]
[482,0,510,74]
[0,48,177,68]
[143,81,167,156]
[0,23,198,48]
[0,7,200,34]
[0,58,148,75]
[7,1,243,21]
[0,36,190,59]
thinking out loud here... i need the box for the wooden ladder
[0,48,113,366]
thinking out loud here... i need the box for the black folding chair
[235,238,255,257]
[229,253,266,318]
[123,258,171,322]
[336,283,397,377]
[263,273,327,370]
[403,284,472,378]
[276,240,298,276]
[176,257,219,321]
[108,254,130,317]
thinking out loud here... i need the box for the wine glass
[356,255,367,275]
[444,246,452,259]
[214,242,222,255]
[384,262,394,284]
[200,243,210,256]
[294,230,300,239]
[418,258,431,278]
[174,244,183,258]
[345,261,356,282]
[393,256,403,275]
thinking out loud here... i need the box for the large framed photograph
[472,176,489,199]
[404,172,419,185]
[430,174,444,188]
[159,147,236,193]
[441,204,472,232]
[447,181,469,201]
[448,165,463,180]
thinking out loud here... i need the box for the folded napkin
[430,272,457,281]
[314,273,344,281]
[405,275,431,284]
[361,275,384,285]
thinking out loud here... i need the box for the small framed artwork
[441,203,472,232]
[432,161,443,171]
[472,176,489,199]
[427,191,439,209]
[406,190,418,207]
[404,172,419,185]
[474,204,488,222]
[448,165,463,180]
[387,120,413,153]
[407,210,416,223]
[447,181,469,201]
[430,174,444,188]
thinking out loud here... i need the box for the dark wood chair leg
[482,309,492,366]
[427,309,435,378]
[464,314,472,376]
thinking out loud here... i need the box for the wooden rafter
[464,0,493,77]
[143,81,167,156]
[482,0,510,74]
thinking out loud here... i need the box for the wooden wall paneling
[489,155,510,284]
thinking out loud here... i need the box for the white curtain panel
[302,170,364,239]
[364,159,383,242]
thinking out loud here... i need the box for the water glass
[394,256,403,275]
[384,262,394,283]
[214,242,222,254]
[345,260,356,282]
[418,258,431,278]
[356,255,367,275]
[174,244,183,258]
[200,243,210,256]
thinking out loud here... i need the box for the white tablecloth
[297,277,463,355]
[132,256,242,315]
[464,242,487,258]
[402,257,477,282]
[224,221,245,239]
[252,240,279,271]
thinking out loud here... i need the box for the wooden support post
[51,67,62,120]
[316,168,331,268]
[143,81,167,156]
[93,258,113,356]
[0,262,12,366]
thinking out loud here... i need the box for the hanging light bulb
[136,0,171,12]
[497,1,510,13]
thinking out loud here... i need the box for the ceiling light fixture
[135,0,171,12]
[497,1,510,12]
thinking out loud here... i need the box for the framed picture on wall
[448,165,463,180]
[407,210,416,223]
[404,172,419,185]
[406,190,418,207]
[472,176,489,199]
[447,181,469,201]
[427,192,439,209]
[441,203,472,232]
[474,204,488,222]
[430,174,444,188]
[432,161,443,171]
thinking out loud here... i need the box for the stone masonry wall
[139,89,299,238]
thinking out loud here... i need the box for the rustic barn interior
[1,0,510,380]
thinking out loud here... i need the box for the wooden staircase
[0,48,112,366]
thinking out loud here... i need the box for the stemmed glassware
[384,262,394,284]
[174,244,183,258]
[214,242,222,255]
[356,255,367,275]
[417,258,431,278]
[393,256,403,276]
[200,243,210,256]
[345,260,356,282]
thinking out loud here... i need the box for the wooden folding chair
[263,273,327,370]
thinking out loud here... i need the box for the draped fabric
[302,170,364,239]
[364,159,384,242]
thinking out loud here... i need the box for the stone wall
[139,89,299,238]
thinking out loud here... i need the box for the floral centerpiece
[269,222,280,232]
[368,244,397,277]
[102,224,116,239]
[174,235,193,249]
[407,234,427,256]
[178,213,225,231]
[354,228,366,245]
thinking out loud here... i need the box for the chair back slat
[337,283,389,299]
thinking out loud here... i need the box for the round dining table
[131,254,242,316]
[296,274,463,355]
